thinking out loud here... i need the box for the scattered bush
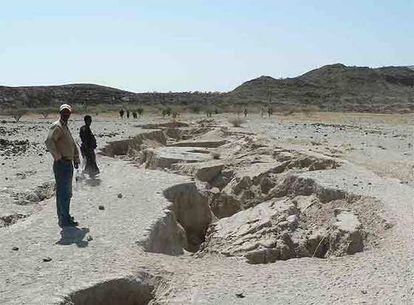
[162,107,172,117]
[228,117,246,127]
[39,107,55,119]
[189,105,201,114]
[172,111,179,121]
[9,109,28,122]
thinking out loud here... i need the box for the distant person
[268,107,273,117]
[45,104,80,227]
[119,109,125,119]
[126,109,130,119]
[132,111,137,119]
[79,115,99,177]
[244,108,248,117]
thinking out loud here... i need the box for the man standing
[45,104,80,227]
[80,115,99,177]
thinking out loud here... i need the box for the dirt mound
[209,148,340,217]
[138,122,189,129]
[199,177,390,264]
[99,130,167,157]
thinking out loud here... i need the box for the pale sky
[0,0,413,92]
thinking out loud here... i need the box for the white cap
[59,104,72,113]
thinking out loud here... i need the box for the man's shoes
[58,217,79,227]
[68,217,79,226]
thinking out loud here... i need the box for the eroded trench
[101,121,392,264]
[0,180,55,228]
[59,272,163,305]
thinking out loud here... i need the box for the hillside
[0,84,136,108]
[0,83,222,110]
[228,64,414,111]
[1,64,414,112]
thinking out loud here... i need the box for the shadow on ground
[85,177,101,187]
[57,227,90,248]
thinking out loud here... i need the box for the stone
[328,209,364,256]
[145,147,212,170]
[201,199,300,262]
[235,292,245,298]
[195,163,224,182]
[173,161,224,182]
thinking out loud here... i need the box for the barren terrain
[0,112,413,304]
[1,64,414,112]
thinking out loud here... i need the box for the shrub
[161,107,172,117]
[39,107,55,119]
[172,111,179,121]
[9,109,28,122]
[228,117,246,127]
[189,105,201,114]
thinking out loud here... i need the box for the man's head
[84,115,92,126]
[59,104,72,122]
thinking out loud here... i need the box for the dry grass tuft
[228,117,246,127]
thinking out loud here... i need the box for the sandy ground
[0,112,413,304]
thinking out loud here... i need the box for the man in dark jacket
[79,115,99,177]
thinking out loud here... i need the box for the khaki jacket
[45,120,80,163]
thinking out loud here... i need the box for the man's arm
[79,126,86,144]
[73,141,80,168]
[91,132,97,149]
[45,125,62,161]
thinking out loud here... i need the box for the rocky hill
[1,64,414,112]
[0,84,222,110]
[0,84,137,108]
[228,64,414,111]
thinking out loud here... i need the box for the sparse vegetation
[228,117,246,127]
[172,111,179,122]
[8,109,28,122]
[162,107,172,117]
[190,105,201,114]
[38,107,55,119]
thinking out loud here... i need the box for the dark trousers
[81,146,99,176]
[53,160,73,226]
